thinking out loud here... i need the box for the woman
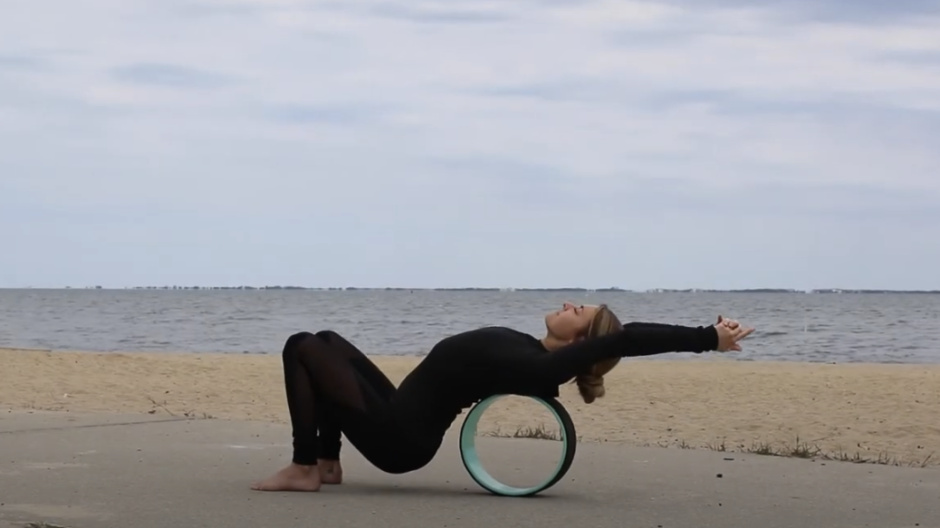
[251,302,754,492]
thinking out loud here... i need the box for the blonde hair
[574,304,623,404]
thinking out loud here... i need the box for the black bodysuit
[280,322,719,474]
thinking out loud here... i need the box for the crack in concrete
[0,417,192,435]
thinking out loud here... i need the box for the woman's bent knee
[315,330,350,345]
[314,330,366,358]
[282,331,317,358]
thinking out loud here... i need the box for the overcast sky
[2,0,939,290]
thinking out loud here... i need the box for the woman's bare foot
[318,459,343,484]
[251,463,321,492]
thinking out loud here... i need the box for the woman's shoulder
[464,325,534,338]
[437,325,542,349]
[424,325,546,365]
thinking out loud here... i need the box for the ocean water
[0,289,938,364]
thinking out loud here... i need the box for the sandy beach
[2,346,939,467]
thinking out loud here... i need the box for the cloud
[110,63,233,88]
[368,4,511,24]
[879,49,940,67]
[264,102,389,125]
[0,53,45,70]
[1,0,939,289]
[656,0,940,24]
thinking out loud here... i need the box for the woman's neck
[539,335,567,352]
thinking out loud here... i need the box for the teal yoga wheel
[458,395,577,497]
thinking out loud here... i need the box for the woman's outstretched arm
[527,323,720,386]
[622,321,694,329]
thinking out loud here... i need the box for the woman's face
[545,302,599,342]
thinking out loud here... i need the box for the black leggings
[281,330,439,474]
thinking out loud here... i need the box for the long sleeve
[414,324,721,407]
[622,321,690,329]
[527,323,719,386]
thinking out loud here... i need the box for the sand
[2,346,939,467]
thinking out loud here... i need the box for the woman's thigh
[311,331,440,473]
[337,403,441,474]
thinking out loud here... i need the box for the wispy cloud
[111,63,233,88]
[264,103,389,125]
[369,4,511,24]
[657,0,940,23]
[0,53,45,70]
[879,49,940,66]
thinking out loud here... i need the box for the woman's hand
[714,316,754,352]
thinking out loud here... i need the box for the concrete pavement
[1,408,937,528]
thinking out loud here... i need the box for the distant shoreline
[3,286,939,294]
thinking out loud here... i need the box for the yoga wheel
[458,394,577,497]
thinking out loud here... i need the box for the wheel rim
[458,394,577,497]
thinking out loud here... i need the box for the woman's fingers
[729,327,755,349]
[717,315,741,330]
[714,318,754,352]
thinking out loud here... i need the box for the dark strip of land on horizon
[7,287,940,294]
